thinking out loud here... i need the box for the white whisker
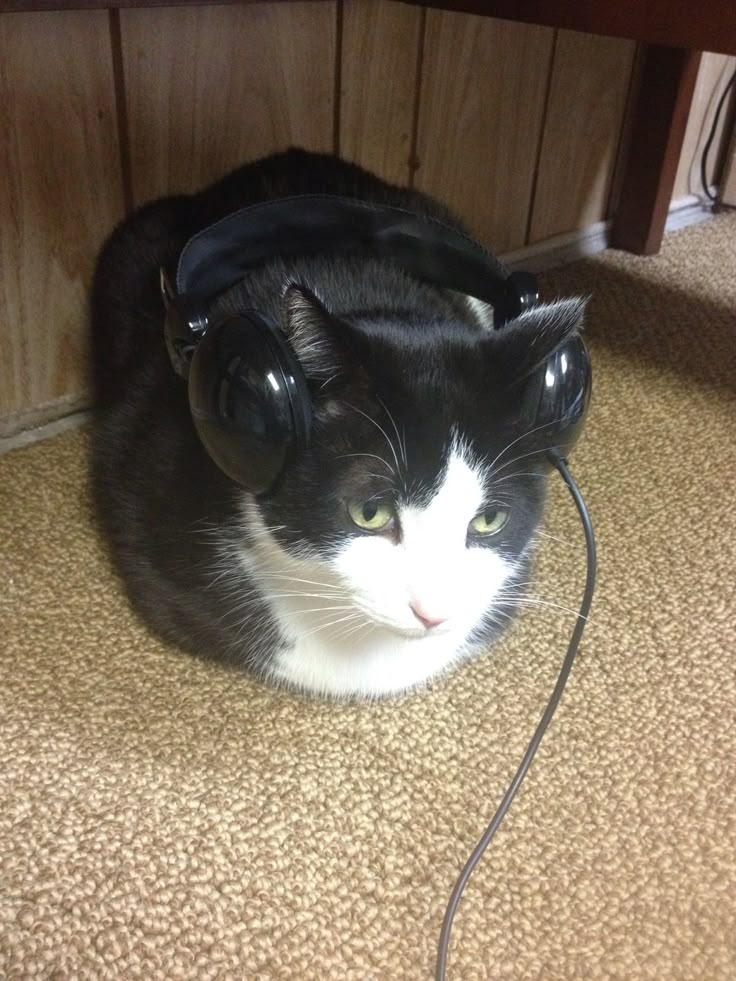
[344,402,401,476]
[492,471,548,483]
[497,596,606,632]
[340,626,378,653]
[488,444,559,480]
[266,591,348,601]
[256,574,343,590]
[335,451,393,474]
[297,613,364,642]
[331,617,374,645]
[376,395,407,468]
[484,413,573,481]
[486,420,558,473]
[534,530,578,547]
[272,605,354,618]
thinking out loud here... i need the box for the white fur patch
[465,295,495,330]
[234,448,516,699]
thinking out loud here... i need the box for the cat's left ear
[488,297,587,379]
[280,283,365,394]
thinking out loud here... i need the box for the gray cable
[435,451,597,979]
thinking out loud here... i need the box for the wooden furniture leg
[610,45,702,254]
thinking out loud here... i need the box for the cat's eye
[347,498,395,532]
[469,508,509,537]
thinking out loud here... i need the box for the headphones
[162,194,591,494]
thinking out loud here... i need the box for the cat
[91,148,585,699]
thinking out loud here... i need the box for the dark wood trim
[5,0,736,56]
[610,46,702,255]
[407,6,427,189]
[0,0,322,11]
[399,1,736,56]
[333,0,344,157]
[108,9,133,214]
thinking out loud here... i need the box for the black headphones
[162,195,591,494]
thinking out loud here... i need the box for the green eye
[469,508,509,537]
[347,498,395,532]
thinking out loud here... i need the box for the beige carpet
[2,213,735,980]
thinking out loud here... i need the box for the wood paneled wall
[413,13,556,252]
[0,11,123,435]
[0,0,730,436]
[120,2,337,205]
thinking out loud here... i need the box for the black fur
[91,148,583,685]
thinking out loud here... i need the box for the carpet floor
[1,213,735,980]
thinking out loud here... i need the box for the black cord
[435,451,597,980]
[700,68,736,208]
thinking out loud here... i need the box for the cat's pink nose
[410,601,447,629]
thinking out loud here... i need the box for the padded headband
[175,194,535,324]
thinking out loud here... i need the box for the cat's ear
[281,283,363,394]
[488,297,587,379]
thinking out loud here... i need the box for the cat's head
[233,284,585,696]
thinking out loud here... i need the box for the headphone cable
[435,450,597,980]
[700,68,736,208]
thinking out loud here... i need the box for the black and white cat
[91,149,584,699]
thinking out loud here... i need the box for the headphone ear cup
[516,334,592,459]
[187,313,312,494]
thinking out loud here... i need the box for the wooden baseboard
[502,196,712,272]
[0,394,90,440]
[0,409,93,456]
[665,194,714,230]
[502,221,612,273]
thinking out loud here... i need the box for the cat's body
[92,149,583,699]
